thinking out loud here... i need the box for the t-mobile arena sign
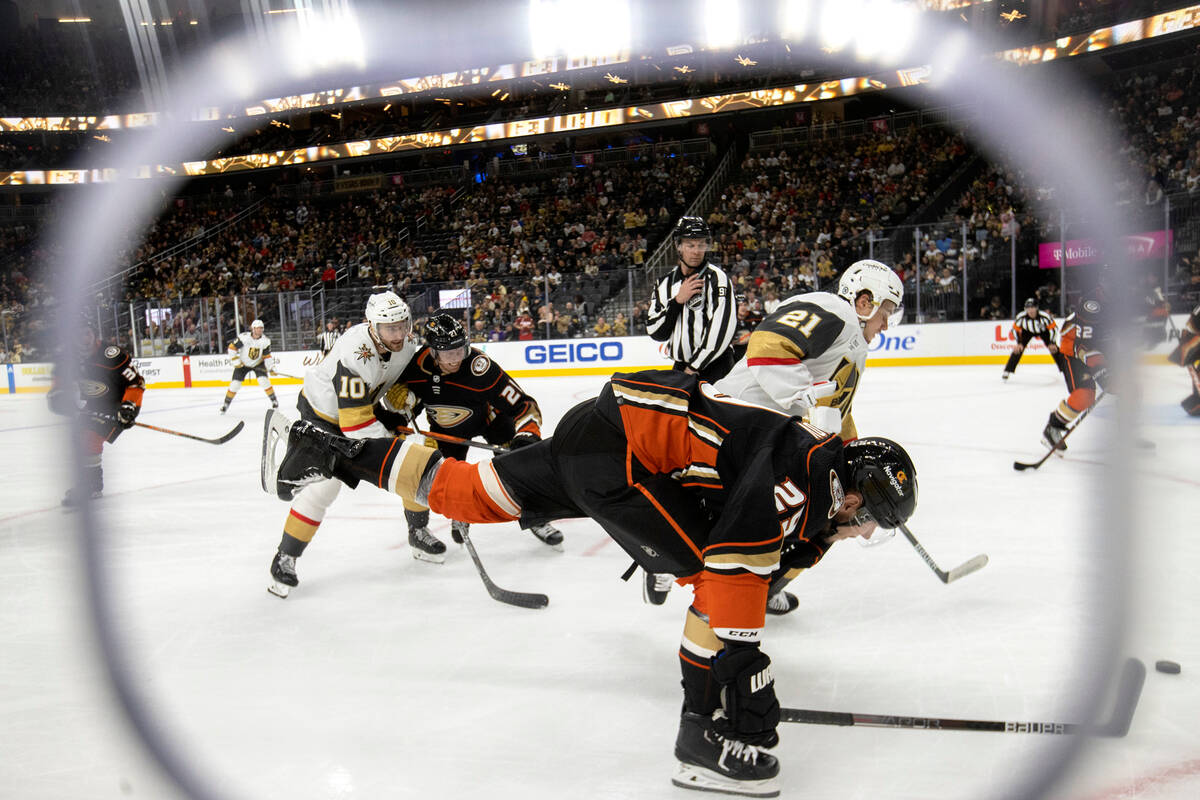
[1038,230,1173,268]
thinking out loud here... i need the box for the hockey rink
[2,362,1199,800]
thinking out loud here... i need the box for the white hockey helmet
[837,260,904,325]
[365,291,412,351]
[250,319,265,331]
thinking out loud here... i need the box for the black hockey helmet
[672,215,711,244]
[1024,297,1038,309]
[844,437,918,531]
[423,313,468,352]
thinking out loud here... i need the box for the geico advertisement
[476,336,671,374]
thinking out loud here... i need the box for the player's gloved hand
[116,401,140,429]
[710,644,780,748]
[508,432,540,449]
[46,388,75,416]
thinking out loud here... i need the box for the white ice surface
[2,363,1199,800]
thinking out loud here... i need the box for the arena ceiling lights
[528,0,631,60]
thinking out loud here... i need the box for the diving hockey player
[1002,297,1067,380]
[267,368,919,799]
[48,321,144,506]
[267,292,419,597]
[640,258,904,611]
[220,319,278,413]
[375,312,563,552]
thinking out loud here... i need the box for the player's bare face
[826,492,879,542]
[375,321,411,352]
[861,300,898,344]
[251,327,264,339]
[433,347,466,373]
[677,238,708,270]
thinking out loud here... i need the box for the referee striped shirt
[317,329,341,354]
[646,261,737,373]
[1012,310,1058,337]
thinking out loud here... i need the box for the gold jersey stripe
[746,329,805,360]
[612,382,690,412]
[337,404,376,429]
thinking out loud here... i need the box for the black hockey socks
[1003,350,1021,374]
[278,532,309,558]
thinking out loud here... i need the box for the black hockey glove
[508,431,540,449]
[116,401,140,429]
[46,388,75,416]
[710,645,780,748]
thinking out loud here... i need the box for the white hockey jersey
[301,322,417,438]
[229,331,272,368]
[715,291,867,441]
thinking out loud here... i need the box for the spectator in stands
[980,296,1006,321]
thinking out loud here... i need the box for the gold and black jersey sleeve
[748,301,846,363]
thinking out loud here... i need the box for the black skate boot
[409,526,447,563]
[643,570,673,605]
[528,522,564,549]
[219,402,229,414]
[275,420,364,500]
[765,591,798,616]
[450,520,469,544]
[268,550,298,598]
[672,711,780,797]
[1041,413,1069,452]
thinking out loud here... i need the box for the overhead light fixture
[704,0,741,49]
[529,0,630,59]
[58,17,92,23]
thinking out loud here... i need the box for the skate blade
[672,762,780,798]
[260,409,293,496]
[411,549,446,564]
[267,581,291,598]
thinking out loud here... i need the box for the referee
[316,320,341,355]
[646,216,737,382]
[1003,297,1067,379]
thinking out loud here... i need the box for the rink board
[2,317,1184,393]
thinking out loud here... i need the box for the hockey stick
[898,522,988,584]
[1013,391,1107,471]
[782,657,1145,737]
[92,411,245,445]
[135,419,245,445]
[457,526,549,609]
[393,423,510,454]
[269,369,303,380]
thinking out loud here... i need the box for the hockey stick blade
[1014,391,1107,471]
[899,523,987,585]
[781,658,1144,737]
[459,529,548,609]
[945,554,990,583]
[132,419,244,445]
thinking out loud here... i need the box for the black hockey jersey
[397,347,542,439]
[596,370,848,631]
[49,345,145,441]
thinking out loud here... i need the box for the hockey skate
[409,526,447,564]
[765,591,799,616]
[643,571,674,605]
[450,520,469,545]
[261,410,363,500]
[672,711,780,798]
[219,404,229,414]
[1041,415,1069,453]
[528,522,564,550]
[268,550,298,598]
[1001,371,1012,381]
